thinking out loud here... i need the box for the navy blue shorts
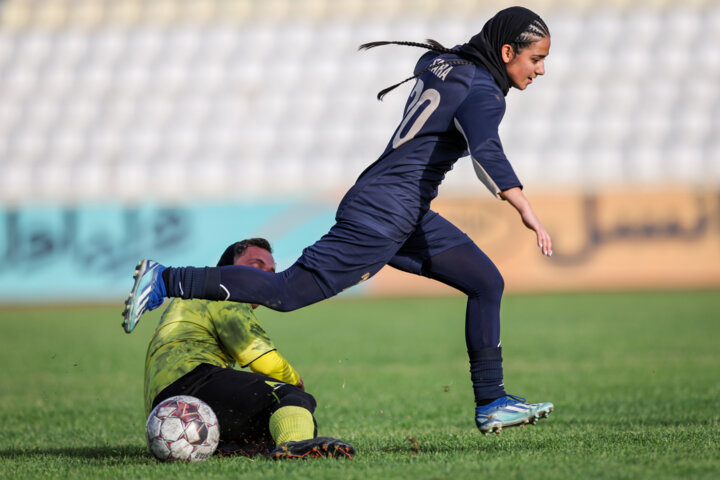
[297,210,472,297]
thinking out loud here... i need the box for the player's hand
[534,224,553,257]
[296,378,305,391]
[500,187,553,257]
[520,208,552,256]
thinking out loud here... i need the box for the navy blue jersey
[336,50,522,240]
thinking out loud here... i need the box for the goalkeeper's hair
[217,238,273,266]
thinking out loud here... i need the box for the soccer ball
[146,395,220,462]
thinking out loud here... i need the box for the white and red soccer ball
[146,395,220,462]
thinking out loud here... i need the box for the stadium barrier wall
[0,188,718,303]
[0,200,336,303]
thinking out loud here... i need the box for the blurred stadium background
[0,0,719,303]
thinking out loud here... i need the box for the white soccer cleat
[121,259,167,333]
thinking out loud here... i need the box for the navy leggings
[168,241,504,351]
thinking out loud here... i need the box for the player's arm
[500,186,552,256]
[248,350,304,390]
[454,79,523,198]
[213,304,305,389]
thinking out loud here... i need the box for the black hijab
[458,6,543,96]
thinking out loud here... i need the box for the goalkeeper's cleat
[475,394,554,435]
[270,437,355,460]
[121,260,167,333]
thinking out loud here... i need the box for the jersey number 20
[392,79,440,149]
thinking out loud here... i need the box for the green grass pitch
[1,290,719,479]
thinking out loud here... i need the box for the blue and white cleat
[475,394,554,435]
[121,260,167,333]
[528,401,554,423]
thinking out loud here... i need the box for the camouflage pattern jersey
[144,298,289,414]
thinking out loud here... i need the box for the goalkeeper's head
[216,238,276,309]
[216,238,275,272]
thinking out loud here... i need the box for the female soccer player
[124,6,554,435]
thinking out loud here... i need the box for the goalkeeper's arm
[248,350,304,390]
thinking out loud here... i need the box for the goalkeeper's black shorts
[152,363,316,446]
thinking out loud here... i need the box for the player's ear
[501,44,515,64]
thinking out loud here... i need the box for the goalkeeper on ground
[143,238,354,459]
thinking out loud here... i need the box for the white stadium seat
[0,0,717,203]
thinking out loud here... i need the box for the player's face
[502,35,550,90]
[234,245,276,273]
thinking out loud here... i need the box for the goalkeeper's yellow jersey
[144,298,300,414]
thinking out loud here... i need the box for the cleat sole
[121,260,152,334]
[271,437,355,460]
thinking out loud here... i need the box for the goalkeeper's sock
[269,406,315,445]
[469,347,506,406]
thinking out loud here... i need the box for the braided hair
[358,39,476,100]
[360,10,550,100]
[509,17,550,53]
